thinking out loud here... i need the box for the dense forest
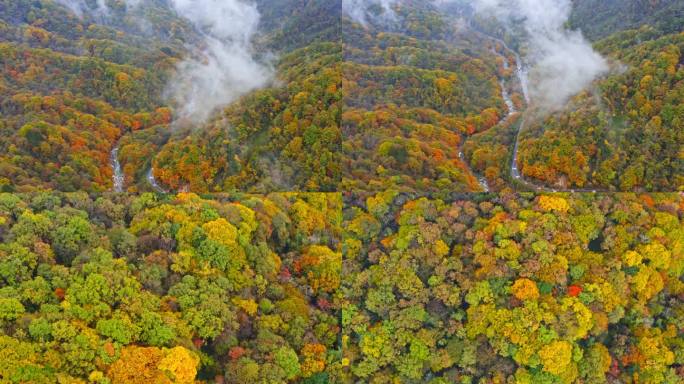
[0,0,681,192]
[0,0,341,193]
[152,40,342,192]
[341,3,506,193]
[0,1,682,383]
[150,0,342,193]
[471,0,684,192]
[0,0,184,191]
[569,0,684,41]
[517,28,684,191]
[0,192,342,383]
[342,191,684,383]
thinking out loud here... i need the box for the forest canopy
[0,192,343,383]
[342,191,684,383]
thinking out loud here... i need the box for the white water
[111,139,170,193]
[510,54,525,180]
[147,167,167,193]
[484,38,527,181]
[478,176,490,192]
[483,36,568,191]
[477,31,600,193]
[110,144,124,192]
[485,37,529,182]
[458,149,490,192]
[511,48,532,182]
[516,54,531,105]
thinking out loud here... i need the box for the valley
[0,1,681,383]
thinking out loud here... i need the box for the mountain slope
[0,0,187,191]
[0,0,342,193]
[341,2,508,193]
[517,27,684,191]
[570,0,684,41]
[149,0,342,192]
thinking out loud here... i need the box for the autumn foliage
[342,191,684,383]
[0,192,342,383]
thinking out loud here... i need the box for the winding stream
[110,141,168,193]
[493,38,529,182]
[110,144,124,192]
[476,29,601,193]
[489,38,558,192]
[459,31,525,192]
[147,167,168,193]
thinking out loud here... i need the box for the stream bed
[110,144,124,192]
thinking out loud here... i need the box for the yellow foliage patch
[202,218,238,245]
[157,347,200,384]
[511,278,539,301]
[623,250,643,267]
[233,298,258,316]
[538,195,570,213]
[434,239,450,258]
[539,340,573,376]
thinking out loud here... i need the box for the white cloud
[469,0,609,110]
[165,0,273,124]
[54,0,108,17]
[53,0,272,124]
[343,0,398,26]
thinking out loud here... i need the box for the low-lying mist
[53,0,272,125]
[469,0,609,110]
[55,0,141,16]
[343,0,398,26]
[343,0,609,111]
[55,0,107,16]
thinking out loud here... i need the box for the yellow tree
[511,278,539,301]
[107,346,199,384]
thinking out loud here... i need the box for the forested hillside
[341,2,508,193]
[0,192,342,383]
[0,0,187,192]
[1,0,680,193]
[150,0,342,193]
[342,192,684,383]
[518,28,684,191]
[0,1,683,383]
[454,1,684,192]
[0,0,341,193]
[570,0,684,41]
[152,45,342,192]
